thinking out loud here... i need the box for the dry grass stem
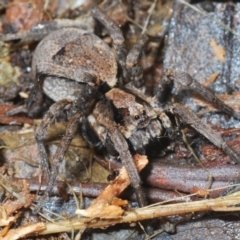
[36,191,240,236]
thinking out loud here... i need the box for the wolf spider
[27,6,240,213]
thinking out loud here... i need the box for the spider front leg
[168,103,240,163]
[126,30,169,88]
[109,129,147,207]
[162,70,240,120]
[93,98,147,207]
[35,99,72,180]
[126,34,149,87]
[33,112,82,213]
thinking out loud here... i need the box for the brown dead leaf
[0,176,36,238]
[0,174,35,216]
[76,154,148,218]
[210,38,226,63]
[3,192,35,216]
[111,198,128,207]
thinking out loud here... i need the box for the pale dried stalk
[0,223,45,240]
[37,191,240,236]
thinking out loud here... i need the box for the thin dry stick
[36,191,240,236]
[141,0,157,34]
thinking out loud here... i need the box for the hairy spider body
[32,28,117,87]
[29,27,117,117]
[29,7,240,213]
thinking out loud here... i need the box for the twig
[34,191,240,236]
[141,0,157,35]
[95,156,240,197]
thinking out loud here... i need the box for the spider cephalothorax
[28,6,240,213]
[105,88,157,137]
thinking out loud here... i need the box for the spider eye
[142,110,146,115]
[134,115,140,120]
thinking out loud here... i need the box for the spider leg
[126,24,169,88]
[35,99,72,180]
[91,6,128,84]
[27,80,45,117]
[163,70,240,119]
[109,129,147,207]
[33,112,82,213]
[93,98,147,207]
[126,34,149,87]
[34,63,97,86]
[169,103,240,163]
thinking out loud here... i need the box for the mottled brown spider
[28,6,240,213]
